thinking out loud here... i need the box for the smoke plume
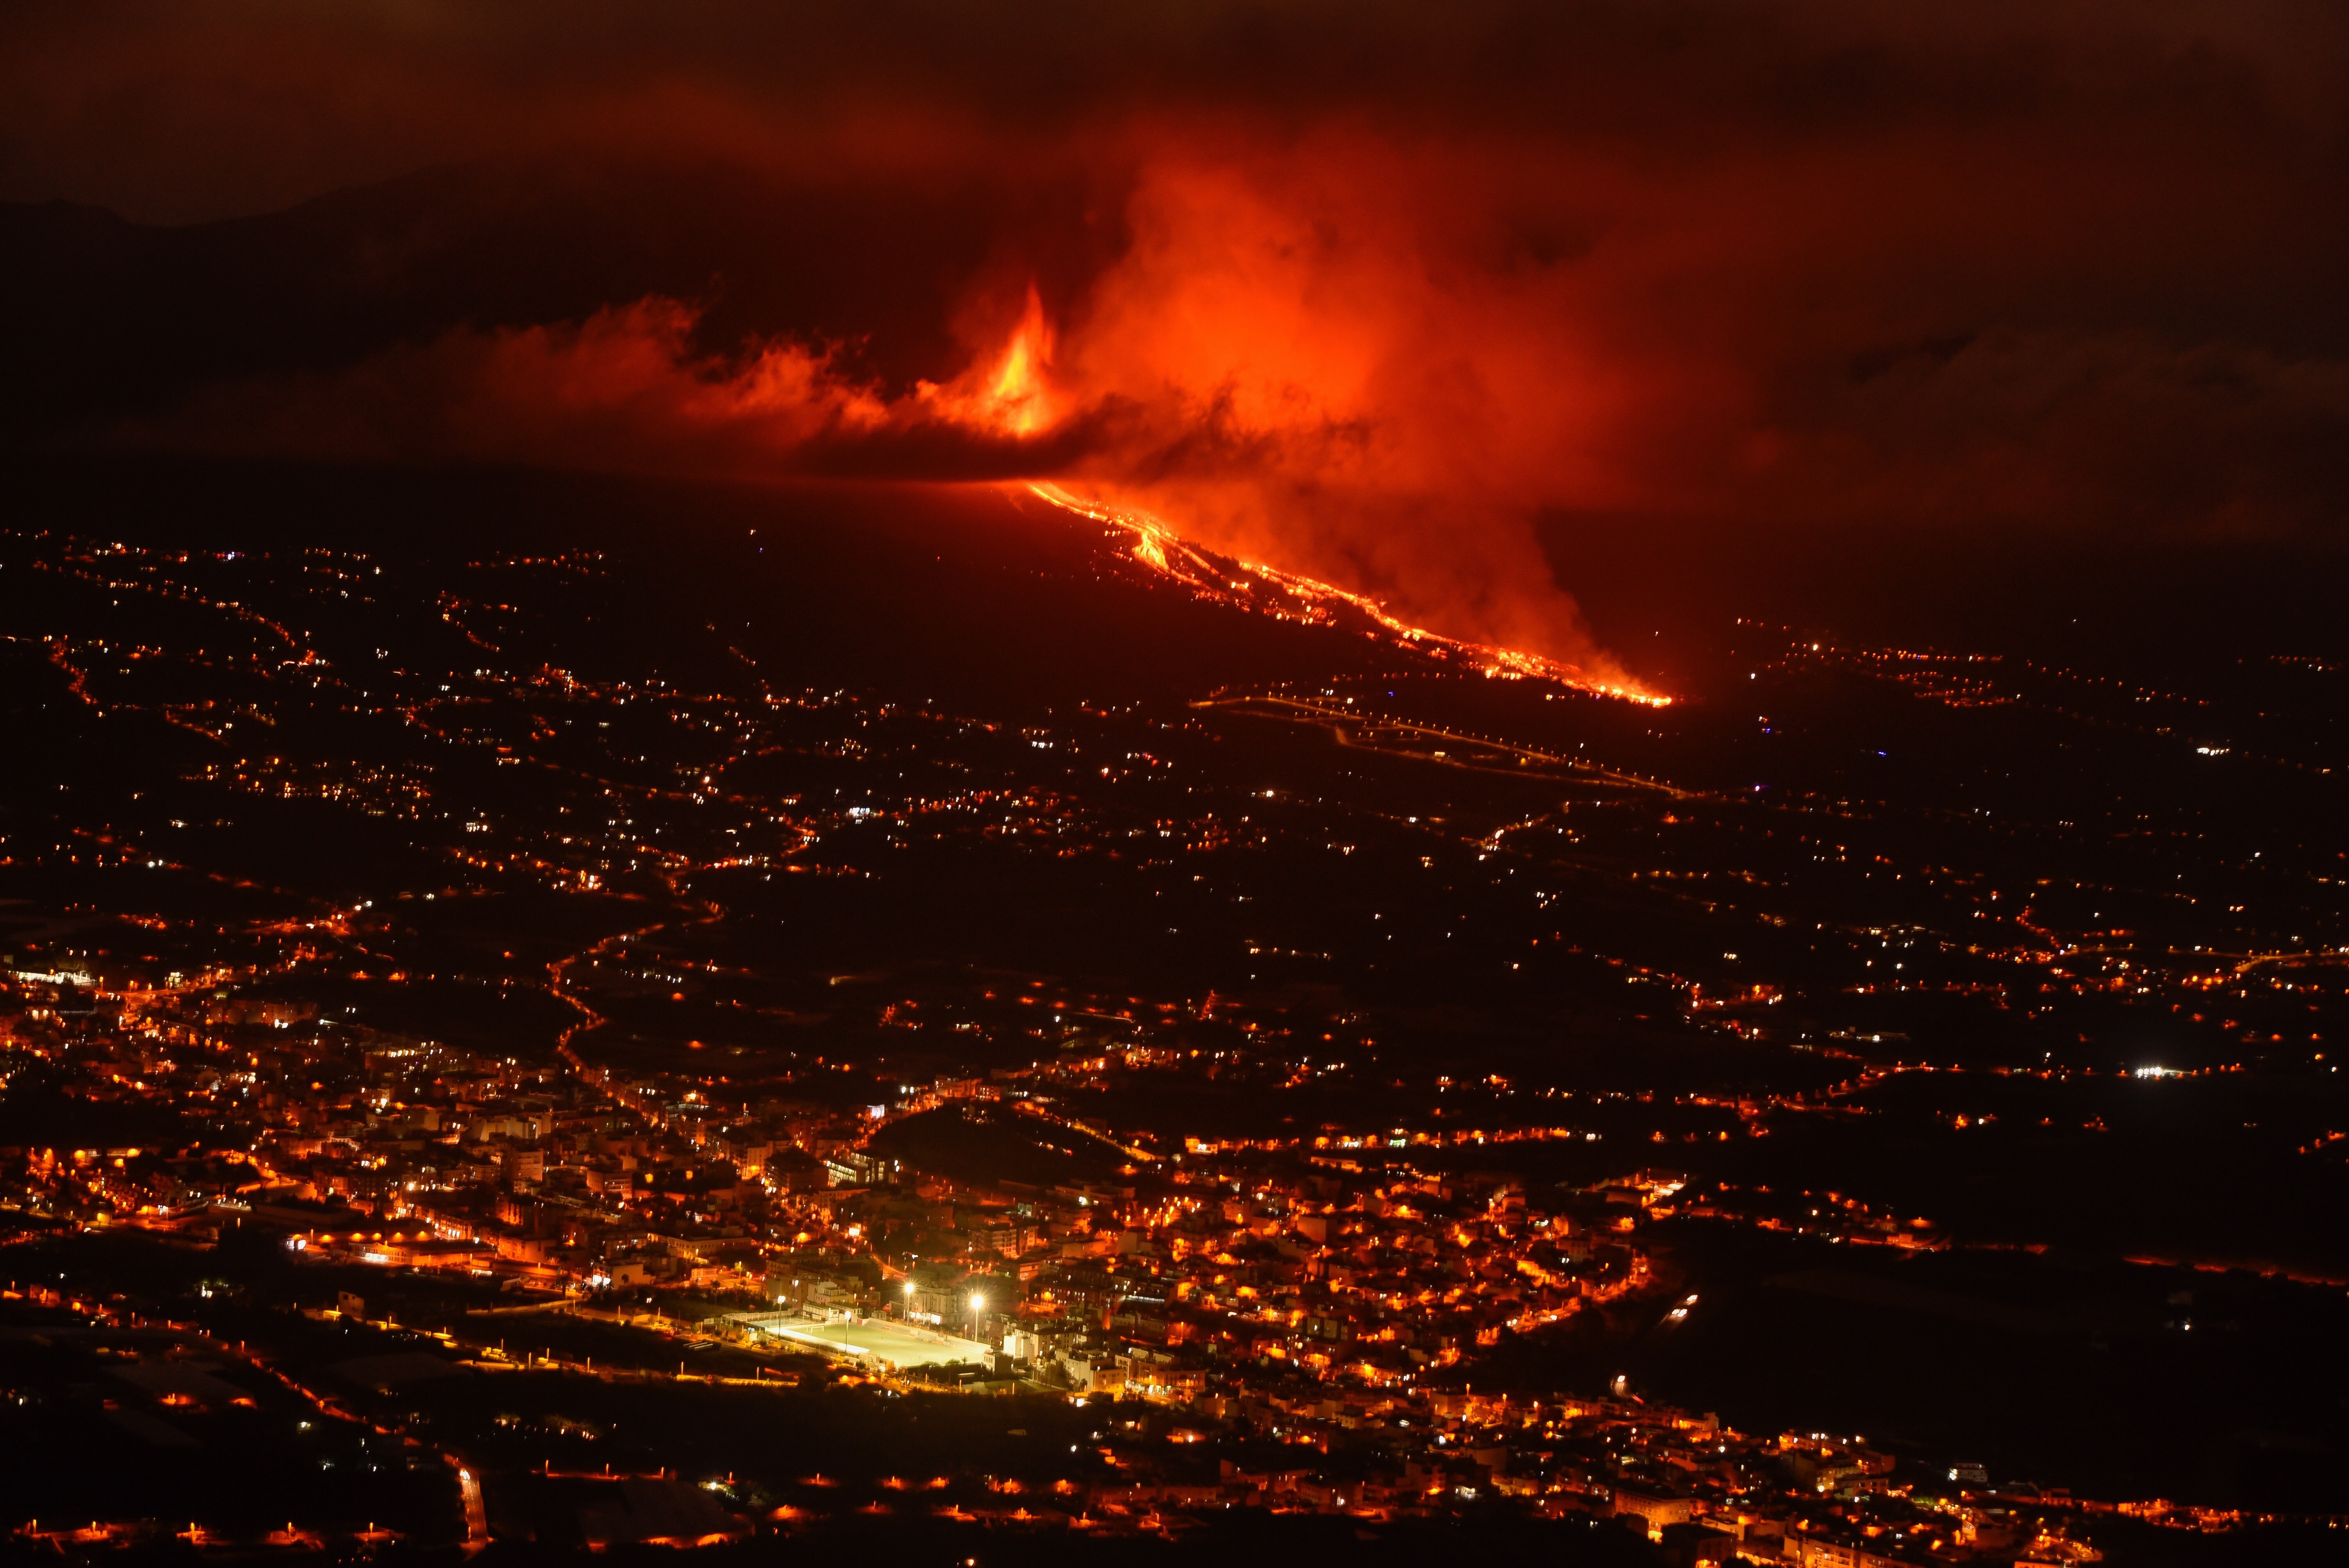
[10,1,2349,681]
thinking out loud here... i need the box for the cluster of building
[1014,1400,2109,1568]
[0,957,1664,1345]
[0,960,2155,1563]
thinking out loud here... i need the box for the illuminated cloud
[8,0,2347,672]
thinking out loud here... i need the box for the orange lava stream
[1025,483,1667,706]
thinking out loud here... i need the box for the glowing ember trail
[1024,483,1669,706]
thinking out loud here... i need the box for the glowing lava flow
[1025,483,1668,706]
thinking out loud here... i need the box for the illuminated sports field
[753,1318,989,1370]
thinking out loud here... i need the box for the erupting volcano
[937,283,1663,704]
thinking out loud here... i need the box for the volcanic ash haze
[125,142,1664,696]
[7,0,2348,691]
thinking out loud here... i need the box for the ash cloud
[6,0,2347,671]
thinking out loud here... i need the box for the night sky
[5,0,2345,682]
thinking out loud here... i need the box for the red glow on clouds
[105,10,2349,697]
[156,141,1672,693]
